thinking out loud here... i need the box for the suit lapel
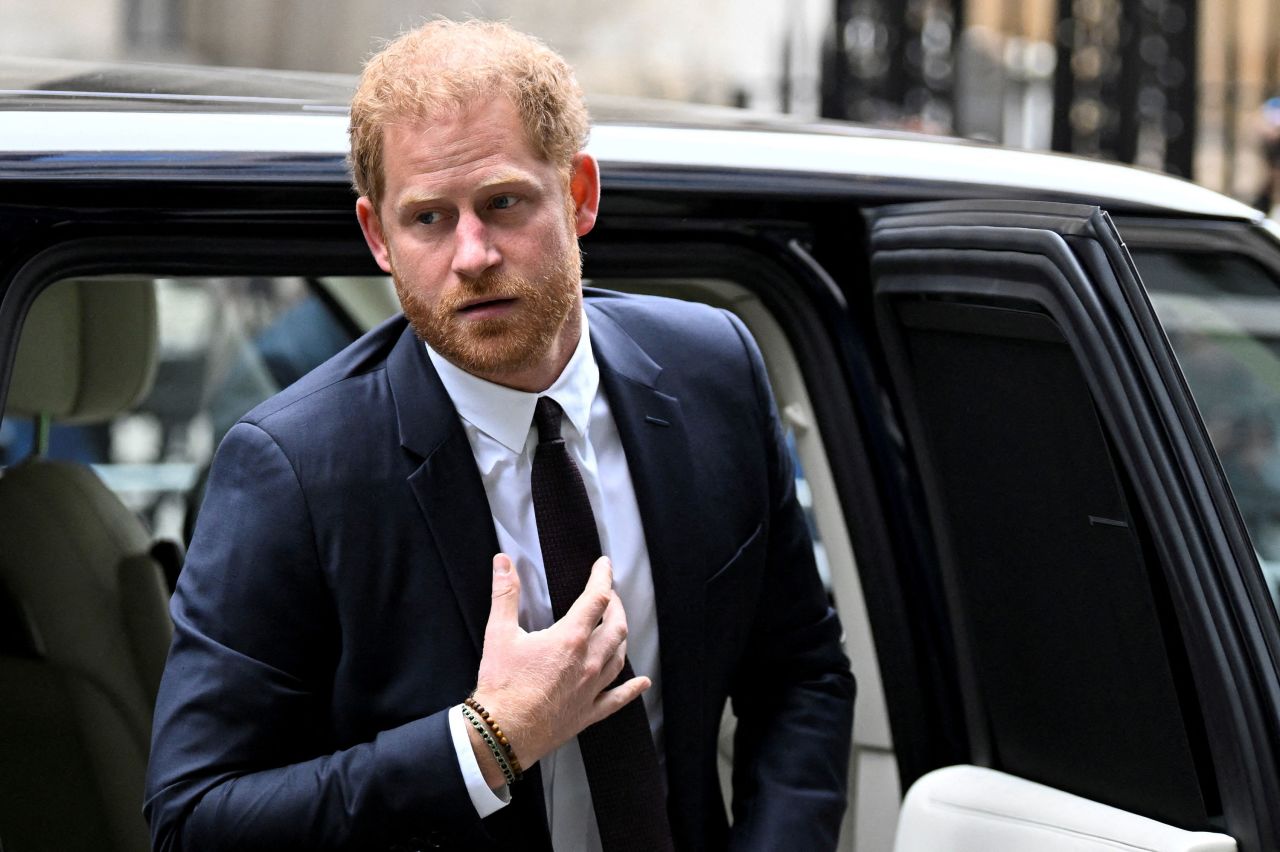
[386,326,498,659]
[589,303,709,848]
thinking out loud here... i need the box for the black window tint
[882,298,1219,828]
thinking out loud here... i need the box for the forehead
[380,99,550,197]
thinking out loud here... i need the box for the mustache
[437,270,541,311]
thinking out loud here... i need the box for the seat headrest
[6,278,158,423]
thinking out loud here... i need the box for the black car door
[867,199,1280,850]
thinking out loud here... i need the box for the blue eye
[416,211,442,225]
[490,194,518,210]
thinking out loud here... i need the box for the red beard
[394,238,581,379]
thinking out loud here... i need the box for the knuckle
[567,625,592,650]
[605,655,624,681]
[607,689,630,713]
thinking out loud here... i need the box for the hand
[468,553,649,784]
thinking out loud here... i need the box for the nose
[452,211,501,279]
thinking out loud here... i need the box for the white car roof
[0,104,1260,222]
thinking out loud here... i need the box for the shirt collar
[426,312,599,454]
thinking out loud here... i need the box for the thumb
[487,553,521,632]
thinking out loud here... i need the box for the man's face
[356,98,598,389]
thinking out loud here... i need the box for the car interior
[0,277,169,852]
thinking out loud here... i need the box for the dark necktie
[530,396,676,852]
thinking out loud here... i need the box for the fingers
[590,675,651,726]
[594,588,628,665]
[604,633,627,684]
[574,587,629,692]
[564,556,614,628]
[485,553,521,636]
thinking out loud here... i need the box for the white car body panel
[896,766,1236,852]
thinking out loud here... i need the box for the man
[145,19,854,852]
[1253,96,1280,220]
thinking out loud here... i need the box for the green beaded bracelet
[461,704,515,785]
[464,696,525,779]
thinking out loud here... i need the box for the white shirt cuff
[448,704,511,817]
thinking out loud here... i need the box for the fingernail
[494,555,511,575]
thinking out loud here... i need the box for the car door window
[1137,249,1280,610]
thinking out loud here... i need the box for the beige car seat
[0,278,170,852]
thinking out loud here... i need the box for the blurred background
[3,0,1279,207]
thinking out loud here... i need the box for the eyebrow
[395,170,539,211]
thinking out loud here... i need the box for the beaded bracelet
[464,696,525,780]
[460,704,516,786]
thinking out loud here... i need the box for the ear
[568,153,601,237]
[356,196,394,274]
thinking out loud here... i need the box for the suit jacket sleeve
[144,421,477,852]
[722,311,857,851]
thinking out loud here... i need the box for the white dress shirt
[428,315,664,852]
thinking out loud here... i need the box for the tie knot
[533,396,564,443]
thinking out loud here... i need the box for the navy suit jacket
[145,290,855,851]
